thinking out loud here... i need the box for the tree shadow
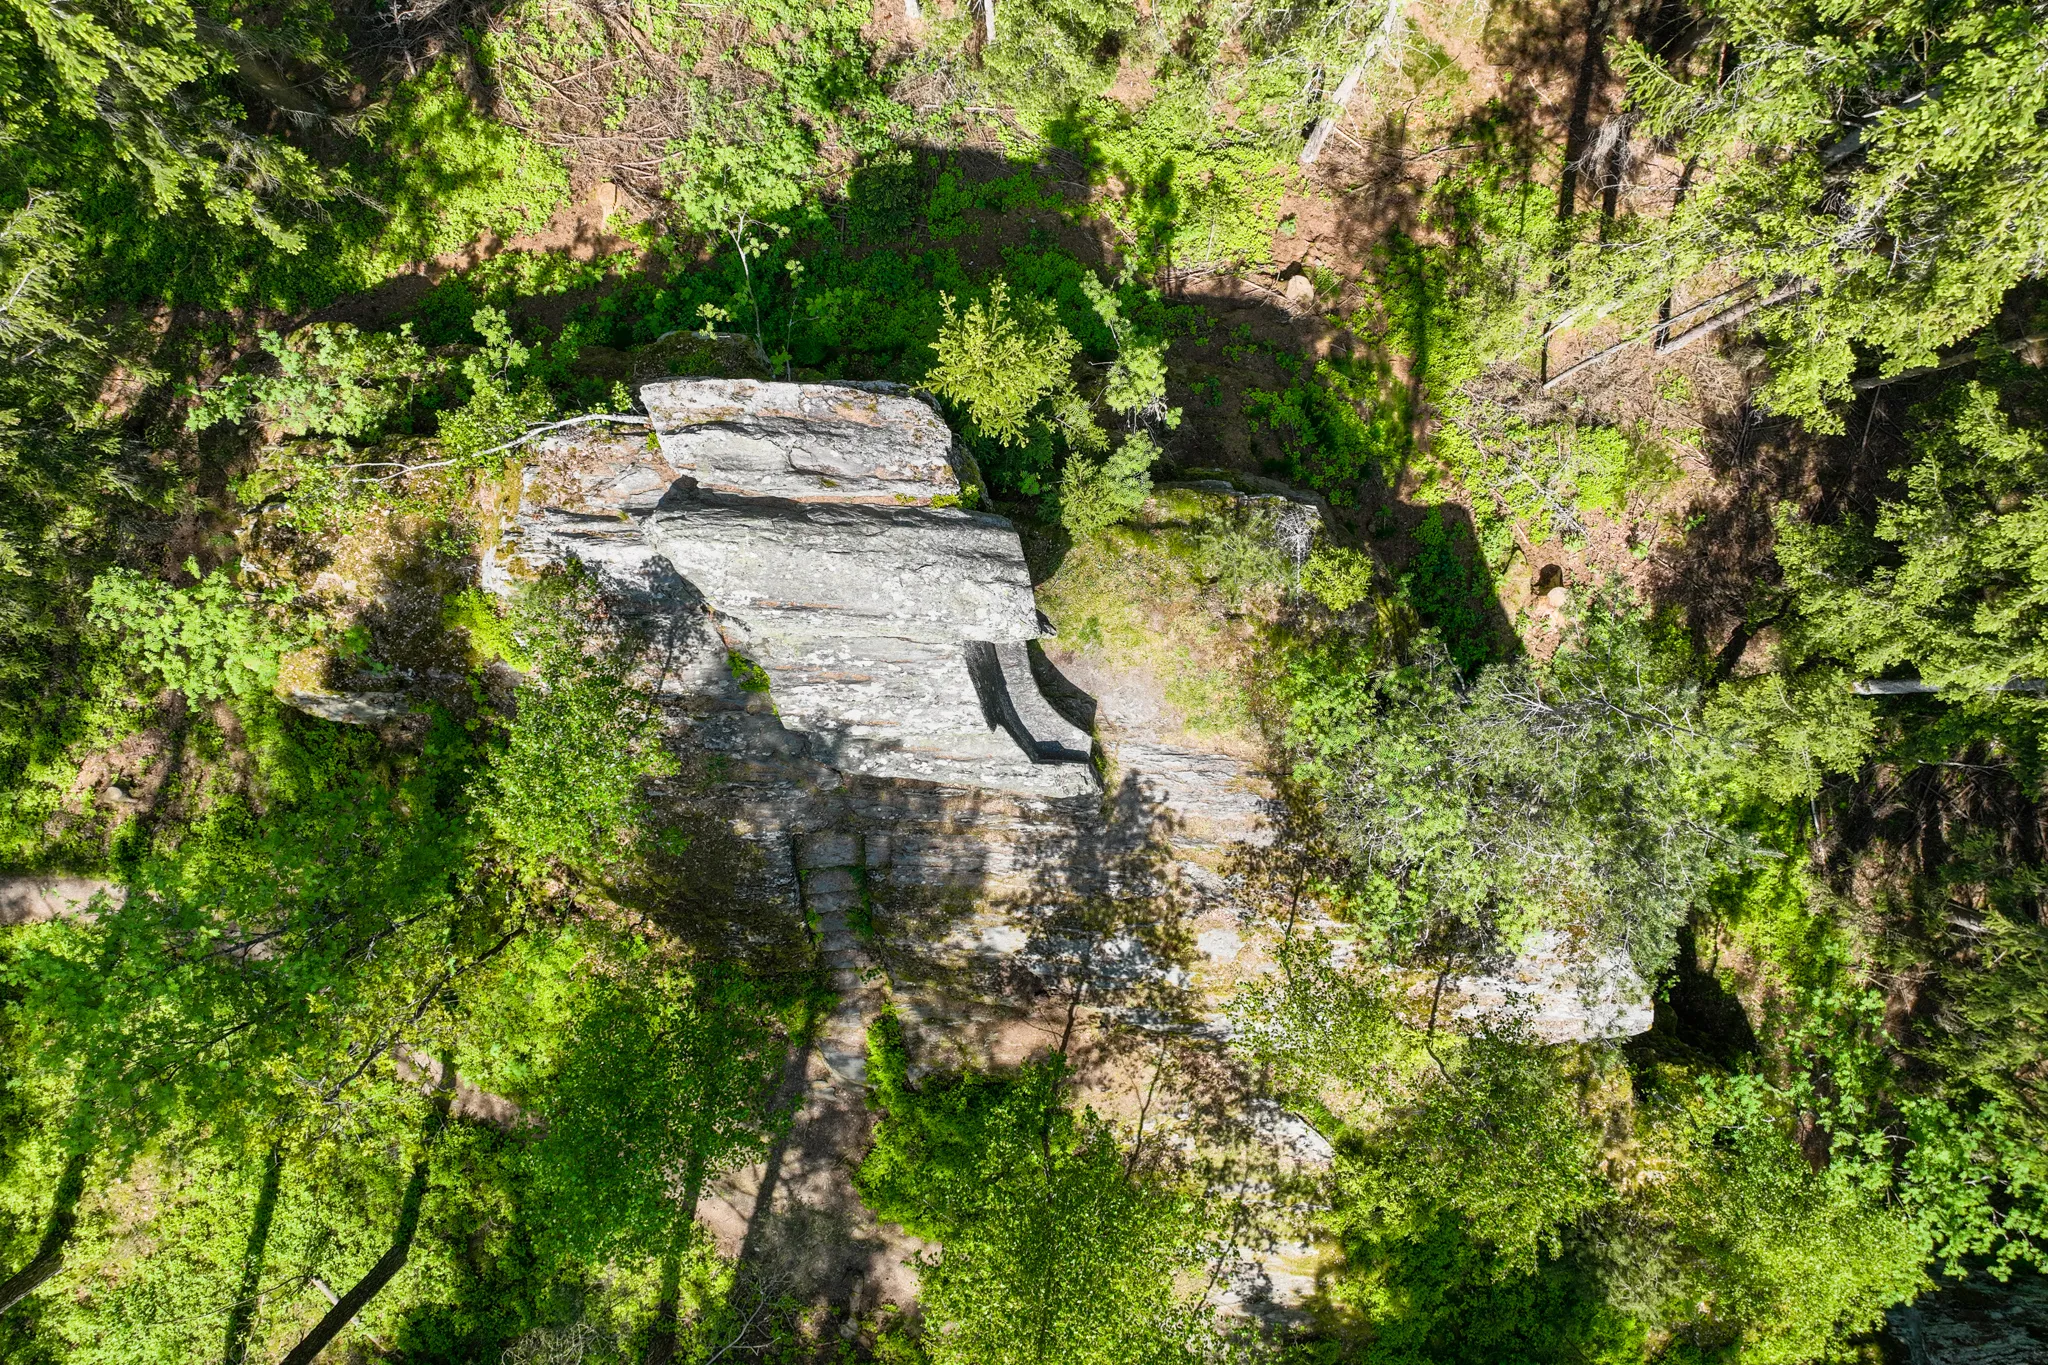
[1392,499,1519,670]
[1637,922,1759,1072]
[1641,393,1898,670]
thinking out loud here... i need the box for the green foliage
[1777,381,2048,693]
[86,561,306,703]
[472,567,676,876]
[1439,407,1678,542]
[349,59,570,272]
[1704,670,1878,804]
[1080,273,1180,427]
[1287,592,1736,971]
[1398,507,1494,673]
[927,279,1080,447]
[1244,358,1400,503]
[1228,930,1405,1095]
[187,324,436,440]
[1061,433,1162,537]
[1720,376,2048,796]
[1336,1033,1609,1277]
[1085,77,1291,274]
[531,965,784,1258]
[727,652,772,693]
[0,0,330,255]
[978,0,1132,129]
[442,587,530,670]
[438,306,556,460]
[1604,1096,1929,1365]
[6,716,483,1150]
[856,1014,1208,1365]
[1300,543,1378,613]
[1341,1217,1647,1365]
[1572,0,2048,427]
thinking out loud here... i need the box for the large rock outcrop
[490,379,1093,796]
[477,376,1656,1318]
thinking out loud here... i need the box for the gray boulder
[493,380,1095,798]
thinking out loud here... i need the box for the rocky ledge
[490,379,1095,797]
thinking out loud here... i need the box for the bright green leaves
[186,323,433,440]
[1228,930,1405,1096]
[1059,432,1162,538]
[357,58,569,271]
[1578,0,2048,428]
[1614,1094,1928,1364]
[1242,357,1399,504]
[928,279,1081,448]
[1287,591,1734,970]
[1086,76,1292,274]
[471,567,676,879]
[1721,378,2048,797]
[0,0,329,248]
[1704,670,1879,804]
[437,306,555,460]
[855,1015,1206,1365]
[1081,274,1178,427]
[1300,543,1378,613]
[5,719,482,1158]
[87,561,306,704]
[1336,1033,1609,1278]
[1779,381,2048,692]
[530,966,785,1259]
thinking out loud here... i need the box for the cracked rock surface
[495,379,1094,797]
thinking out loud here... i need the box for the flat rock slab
[1440,929,1655,1043]
[495,379,1096,799]
[645,495,1042,646]
[0,877,123,925]
[642,380,962,503]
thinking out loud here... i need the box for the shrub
[187,324,436,440]
[926,280,1079,446]
[1301,543,1378,612]
[1059,433,1160,537]
[87,562,306,703]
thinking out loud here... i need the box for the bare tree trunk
[221,1142,285,1365]
[276,1157,430,1365]
[1650,156,1699,347]
[1654,282,1804,355]
[278,1077,450,1365]
[644,1148,708,1365]
[0,1149,90,1316]
[1851,333,2048,390]
[1299,0,1406,168]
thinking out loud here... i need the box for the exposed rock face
[646,380,963,502]
[483,377,1653,1317]
[1888,1271,2048,1364]
[493,379,1094,796]
[0,877,123,925]
[1437,930,1656,1043]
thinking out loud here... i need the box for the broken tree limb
[1853,678,2046,695]
[1300,65,1365,167]
[1541,285,1751,391]
[1654,282,1806,355]
[0,1149,89,1316]
[1851,333,2048,390]
[1300,0,1406,168]
[342,412,651,482]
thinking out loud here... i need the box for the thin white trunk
[1299,0,1405,167]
